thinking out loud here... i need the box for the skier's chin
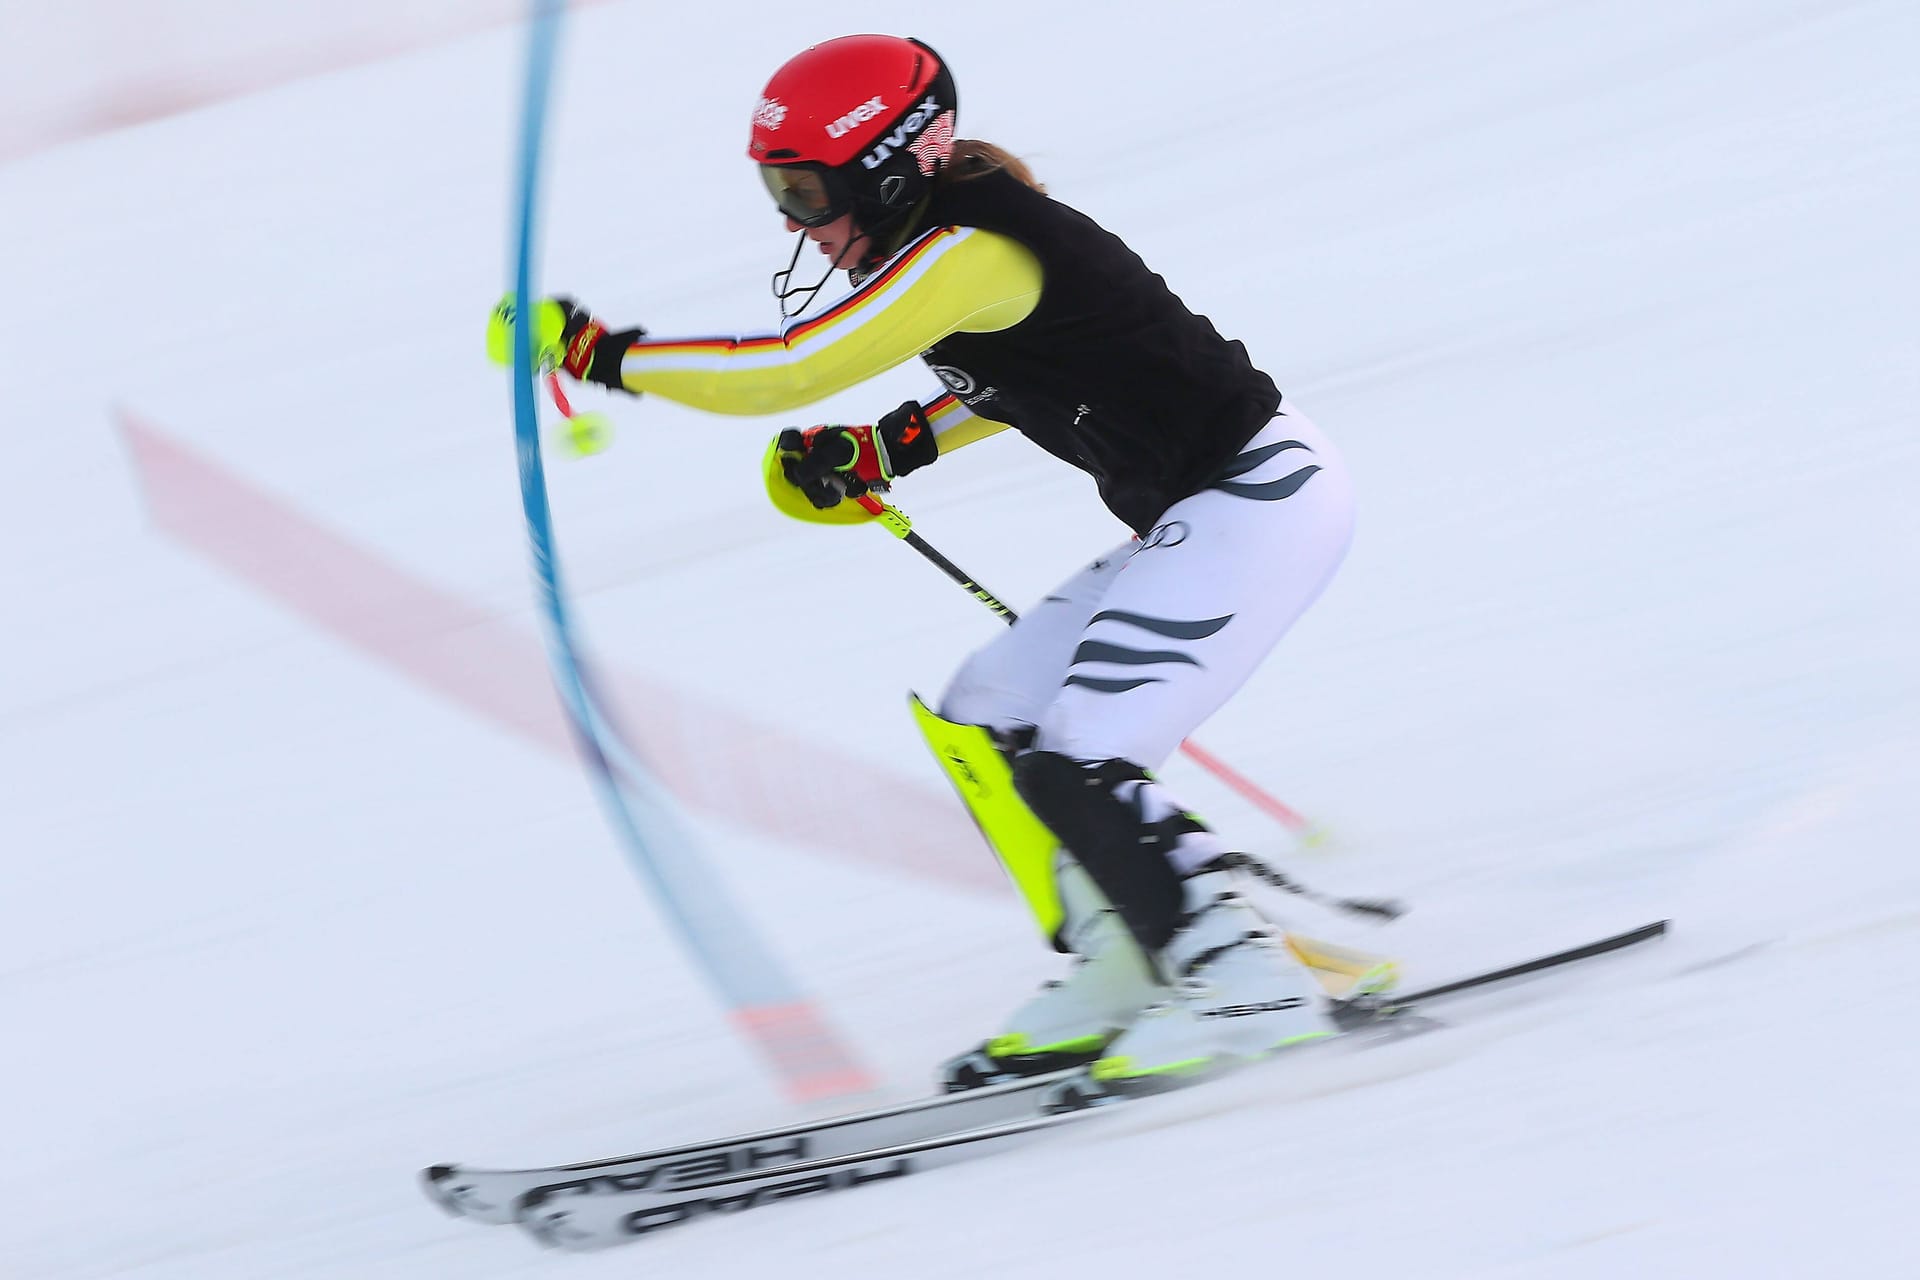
[814,232,870,269]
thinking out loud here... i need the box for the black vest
[918,170,1281,534]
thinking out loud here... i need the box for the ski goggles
[760,163,847,228]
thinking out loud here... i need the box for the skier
[490,34,1364,1086]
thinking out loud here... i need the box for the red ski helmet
[748,35,957,238]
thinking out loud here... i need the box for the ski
[519,1113,1082,1248]
[424,919,1410,1224]
[425,919,1667,1248]
[421,1067,1081,1225]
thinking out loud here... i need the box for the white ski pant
[939,405,1355,776]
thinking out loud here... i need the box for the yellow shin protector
[908,694,1066,945]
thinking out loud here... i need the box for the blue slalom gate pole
[506,0,871,1101]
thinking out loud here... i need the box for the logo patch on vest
[930,364,977,396]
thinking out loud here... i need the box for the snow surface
[3,0,1918,1276]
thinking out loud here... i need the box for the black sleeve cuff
[878,399,940,476]
[582,327,646,391]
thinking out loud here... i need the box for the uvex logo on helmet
[862,95,944,169]
[825,96,887,139]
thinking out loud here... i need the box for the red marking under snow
[2,1,620,164]
[117,409,1002,894]
[733,1003,881,1102]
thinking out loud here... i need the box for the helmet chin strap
[769,196,930,320]
[771,233,827,320]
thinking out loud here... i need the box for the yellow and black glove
[775,400,939,510]
[486,294,643,389]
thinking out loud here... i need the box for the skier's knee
[938,642,1043,732]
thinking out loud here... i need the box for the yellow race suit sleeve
[613,225,1042,417]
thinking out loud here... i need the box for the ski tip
[420,1165,469,1217]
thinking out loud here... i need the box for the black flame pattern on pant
[1211,438,1320,501]
[1064,610,1234,694]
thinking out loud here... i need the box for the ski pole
[854,493,1018,621]
[852,492,1325,843]
[544,372,614,455]
[1218,854,1402,921]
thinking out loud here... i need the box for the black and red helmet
[748,35,958,236]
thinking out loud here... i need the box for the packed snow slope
[2,1,1916,1276]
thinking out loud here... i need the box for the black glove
[551,297,645,390]
[776,400,939,509]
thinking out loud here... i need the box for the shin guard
[910,694,1069,945]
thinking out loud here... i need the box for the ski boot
[941,855,1162,1091]
[1008,751,1337,1087]
[1090,858,1336,1084]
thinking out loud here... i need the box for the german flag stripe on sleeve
[923,389,1011,452]
[611,226,1043,417]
